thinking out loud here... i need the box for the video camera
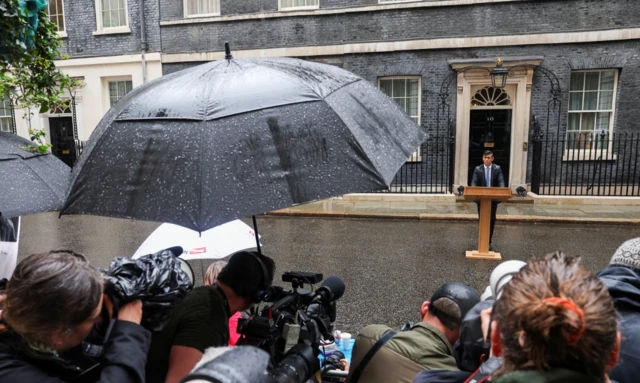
[236,271,345,375]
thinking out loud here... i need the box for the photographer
[348,282,480,383]
[146,250,275,383]
[0,250,150,383]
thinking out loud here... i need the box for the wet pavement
[273,198,640,224]
[18,212,639,334]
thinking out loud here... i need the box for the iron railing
[531,131,640,196]
[375,134,455,194]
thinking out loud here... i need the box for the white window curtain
[379,77,422,162]
[0,97,13,133]
[567,70,617,150]
[280,0,319,9]
[101,0,127,28]
[109,80,133,107]
[185,0,220,16]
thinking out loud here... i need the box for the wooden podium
[463,186,512,260]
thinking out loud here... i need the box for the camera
[236,271,345,381]
[181,344,318,383]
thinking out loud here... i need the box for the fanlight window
[471,87,511,107]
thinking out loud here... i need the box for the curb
[267,209,640,225]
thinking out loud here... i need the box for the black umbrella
[62,50,427,232]
[0,132,71,218]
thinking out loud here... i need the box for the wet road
[18,212,639,333]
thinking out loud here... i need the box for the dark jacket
[0,320,151,383]
[453,299,494,372]
[470,164,506,187]
[598,266,640,383]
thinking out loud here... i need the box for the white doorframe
[451,59,541,192]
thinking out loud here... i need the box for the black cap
[429,282,481,330]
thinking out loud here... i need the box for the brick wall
[159,0,640,54]
[163,39,640,187]
[60,0,161,58]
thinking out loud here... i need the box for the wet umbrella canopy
[0,132,71,218]
[62,56,427,232]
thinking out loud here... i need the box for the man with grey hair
[348,282,480,383]
[598,237,640,383]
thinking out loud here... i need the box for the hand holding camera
[103,294,144,325]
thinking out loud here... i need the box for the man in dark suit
[470,150,506,251]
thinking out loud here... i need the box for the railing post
[531,116,543,194]
[448,119,456,193]
[10,100,17,135]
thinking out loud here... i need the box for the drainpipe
[139,0,148,83]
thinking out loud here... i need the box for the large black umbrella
[0,132,71,218]
[62,54,427,232]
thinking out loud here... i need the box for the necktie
[485,167,490,187]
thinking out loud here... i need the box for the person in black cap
[145,250,275,383]
[348,282,480,383]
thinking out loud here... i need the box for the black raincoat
[598,266,640,383]
[0,320,151,383]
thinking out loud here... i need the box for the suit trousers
[475,201,498,244]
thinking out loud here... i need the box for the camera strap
[348,329,397,383]
[463,356,503,383]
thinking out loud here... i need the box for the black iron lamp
[490,58,509,89]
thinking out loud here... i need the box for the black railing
[375,134,455,194]
[531,131,640,196]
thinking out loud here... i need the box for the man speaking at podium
[470,150,506,251]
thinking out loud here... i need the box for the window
[0,97,14,133]
[47,0,65,33]
[96,0,128,30]
[379,77,422,162]
[184,0,220,17]
[108,80,133,107]
[567,70,617,151]
[471,87,511,107]
[279,0,319,11]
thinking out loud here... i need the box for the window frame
[564,69,619,161]
[278,0,320,11]
[47,0,67,37]
[0,97,15,133]
[378,76,422,162]
[103,77,134,110]
[183,0,221,18]
[94,0,130,34]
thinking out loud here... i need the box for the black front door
[49,117,76,167]
[468,109,511,185]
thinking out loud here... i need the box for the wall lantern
[490,58,510,89]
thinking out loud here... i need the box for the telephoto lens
[180,346,271,383]
[181,344,320,383]
[269,344,319,383]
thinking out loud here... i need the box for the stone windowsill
[92,26,132,36]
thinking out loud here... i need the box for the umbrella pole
[252,215,262,255]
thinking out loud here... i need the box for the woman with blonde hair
[204,260,242,346]
[490,252,621,383]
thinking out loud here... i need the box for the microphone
[312,276,345,304]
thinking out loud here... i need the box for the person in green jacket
[489,252,622,383]
[348,282,480,383]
